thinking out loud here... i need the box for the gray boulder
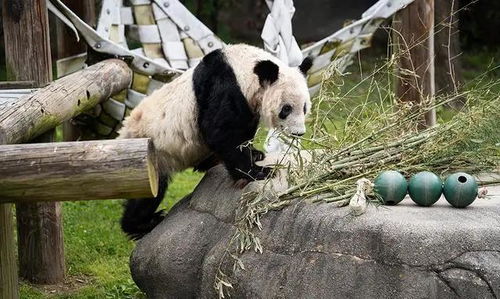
[130,165,500,298]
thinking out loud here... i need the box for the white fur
[223,45,311,135]
[118,44,310,176]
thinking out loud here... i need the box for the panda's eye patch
[279,104,293,119]
[303,103,306,114]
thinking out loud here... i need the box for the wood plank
[0,138,159,203]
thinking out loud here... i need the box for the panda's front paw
[251,148,265,162]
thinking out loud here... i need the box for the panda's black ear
[298,57,313,76]
[254,60,279,86]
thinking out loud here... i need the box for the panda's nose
[292,132,304,137]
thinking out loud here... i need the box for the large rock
[130,166,500,298]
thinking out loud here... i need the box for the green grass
[19,170,203,298]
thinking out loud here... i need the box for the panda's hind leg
[120,176,169,240]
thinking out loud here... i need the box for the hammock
[48,0,414,139]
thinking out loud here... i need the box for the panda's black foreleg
[120,176,169,240]
[218,144,272,181]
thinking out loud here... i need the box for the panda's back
[119,69,210,173]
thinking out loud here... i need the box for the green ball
[443,172,478,208]
[408,171,442,206]
[374,171,408,205]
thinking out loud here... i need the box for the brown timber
[0,138,159,204]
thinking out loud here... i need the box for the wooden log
[0,59,132,145]
[16,131,66,284]
[16,201,65,284]
[2,0,52,84]
[392,0,436,128]
[0,138,159,203]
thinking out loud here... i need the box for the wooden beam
[393,0,436,128]
[0,59,132,145]
[16,202,65,284]
[0,138,159,203]
[2,0,52,83]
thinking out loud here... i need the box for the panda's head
[253,57,313,136]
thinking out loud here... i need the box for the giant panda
[119,44,313,240]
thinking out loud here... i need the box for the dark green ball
[443,172,478,208]
[408,171,442,206]
[374,171,408,205]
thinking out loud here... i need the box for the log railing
[0,59,136,299]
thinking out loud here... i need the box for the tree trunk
[0,138,159,203]
[393,0,436,128]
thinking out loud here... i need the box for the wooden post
[0,139,159,203]
[2,0,64,284]
[393,0,436,128]
[0,204,18,299]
